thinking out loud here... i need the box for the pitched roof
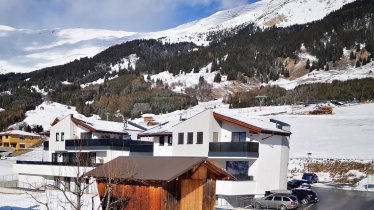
[213,112,291,136]
[85,156,234,182]
[0,130,40,137]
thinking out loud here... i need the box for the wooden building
[86,156,234,210]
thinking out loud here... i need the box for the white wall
[153,136,173,156]
[49,115,75,160]
[216,180,257,195]
[172,109,221,157]
[255,134,290,194]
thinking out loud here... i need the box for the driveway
[298,187,374,210]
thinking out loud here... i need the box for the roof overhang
[213,112,290,136]
[213,112,262,134]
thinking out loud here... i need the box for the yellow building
[0,130,41,150]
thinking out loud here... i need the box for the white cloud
[0,0,251,31]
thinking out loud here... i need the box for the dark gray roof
[86,156,234,182]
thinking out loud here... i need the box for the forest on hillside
[0,0,374,130]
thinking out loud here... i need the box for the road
[298,187,374,210]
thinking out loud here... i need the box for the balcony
[64,139,153,153]
[208,142,259,158]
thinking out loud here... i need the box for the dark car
[302,173,319,183]
[287,179,311,190]
[291,189,319,204]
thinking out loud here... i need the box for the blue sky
[0,0,258,32]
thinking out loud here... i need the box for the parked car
[254,194,299,210]
[291,189,319,204]
[302,173,319,183]
[287,179,311,190]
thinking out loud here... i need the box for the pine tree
[214,73,222,83]
[349,51,356,60]
[306,59,311,69]
[325,63,329,71]
[284,69,290,78]
[362,58,368,66]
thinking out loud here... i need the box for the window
[61,132,65,141]
[231,132,246,142]
[283,197,291,201]
[19,144,26,149]
[56,133,59,141]
[167,136,172,145]
[159,136,165,146]
[178,133,184,144]
[196,132,203,144]
[274,196,282,201]
[187,132,193,144]
[265,196,273,201]
[80,132,92,139]
[19,135,25,140]
[226,161,250,180]
[5,135,8,139]
[213,132,219,142]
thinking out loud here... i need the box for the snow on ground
[270,62,374,90]
[110,54,139,72]
[276,103,374,159]
[288,158,374,192]
[0,108,4,112]
[144,70,238,93]
[22,102,80,131]
[0,147,48,177]
[30,85,48,96]
[0,190,101,210]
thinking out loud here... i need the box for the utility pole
[307,152,312,172]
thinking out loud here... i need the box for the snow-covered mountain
[0,0,355,74]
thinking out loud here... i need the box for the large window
[187,132,193,144]
[178,133,184,144]
[197,132,203,144]
[231,132,246,142]
[226,161,250,180]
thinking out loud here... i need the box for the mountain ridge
[0,0,355,74]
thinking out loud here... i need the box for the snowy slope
[22,102,81,131]
[0,0,355,74]
[270,62,374,90]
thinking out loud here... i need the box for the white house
[139,109,291,204]
[14,114,150,192]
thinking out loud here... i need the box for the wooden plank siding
[95,162,228,210]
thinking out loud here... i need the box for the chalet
[86,156,235,210]
[14,114,150,191]
[139,109,292,206]
[0,130,41,150]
